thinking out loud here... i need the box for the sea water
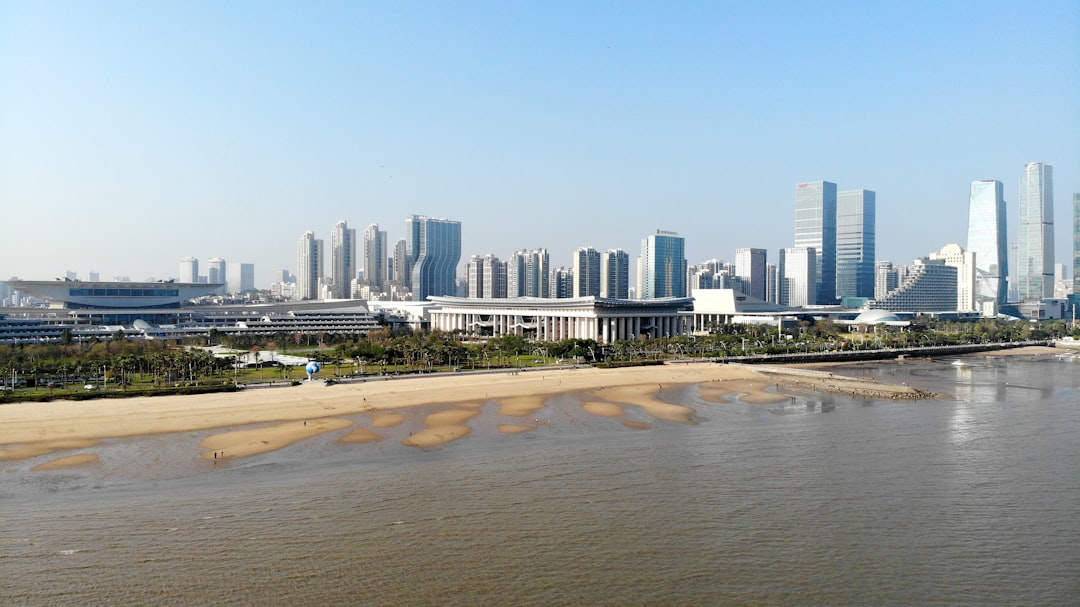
[2,355,1078,606]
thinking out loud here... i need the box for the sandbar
[200,418,354,460]
[31,453,100,471]
[339,427,383,444]
[402,408,481,448]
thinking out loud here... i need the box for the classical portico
[427,296,693,344]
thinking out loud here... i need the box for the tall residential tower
[297,230,324,301]
[330,220,356,299]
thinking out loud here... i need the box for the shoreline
[0,360,945,470]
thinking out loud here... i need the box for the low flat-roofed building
[428,296,693,344]
[7,280,222,309]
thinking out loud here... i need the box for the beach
[0,362,934,470]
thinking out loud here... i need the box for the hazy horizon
[2,2,1077,288]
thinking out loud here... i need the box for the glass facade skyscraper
[1017,162,1054,300]
[966,180,1009,305]
[640,230,686,299]
[795,181,837,304]
[1073,192,1079,296]
[835,189,876,300]
[406,215,461,302]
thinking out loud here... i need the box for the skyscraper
[795,181,837,304]
[782,247,817,307]
[406,215,461,301]
[206,257,226,294]
[296,230,324,301]
[640,230,687,299]
[363,224,387,293]
[392,238,409,289]
[966,180,1009,305]
[601,249,630,299]
[466,254,507,298]
[180,257,199,283]
[572,247,602,297]
[1017,162,1054,300]
[734,247,767,300]
[228,262,256,295]
[550,267,574,299]
[835,189,876,300]
[1073,193,1079,296]
[329,220,356,299]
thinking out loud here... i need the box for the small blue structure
[305,361,321,380]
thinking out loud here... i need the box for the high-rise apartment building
[601,249,630,299]
[180,257,199,283]
[1017,162,1054,300]
[392,239,409,289]
[795,181,837,304]
[297,230,324,301]
[466,254,507,299]
[550,267,574,299]
[835,189,876,300]
[930,244,976,312]
[734,247,767,300]
[572,247,602,297]
[507,249,550,298]
[869,258,958,312]
[406,215,461,301]
[875,261,898,299]
[781,247,817,307]
[967,180,1009,306]
[640,230,687,299]
[329,220,356,299]
[363,224,387,293]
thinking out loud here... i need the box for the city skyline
[1,2,1077,286]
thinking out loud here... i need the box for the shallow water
[2,356,1078,606]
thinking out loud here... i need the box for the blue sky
[2,1,1077,288]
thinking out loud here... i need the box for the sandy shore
[976,345,1060,357]
[0,362,929,466]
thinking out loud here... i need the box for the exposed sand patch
[599,385,697,424]
[368,412,408,428]
[401,408,482,449]
[31,453,101,471]
[498,395,548,417]
[0,439,101,461]
[423,408,481,426]
[622,421,653,430]
[583,401,625,417]
[497,424,535,434]
[751,365,937,400]
[978,346,1060,357]
[200,418,354,460]
[339,427,383,444]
